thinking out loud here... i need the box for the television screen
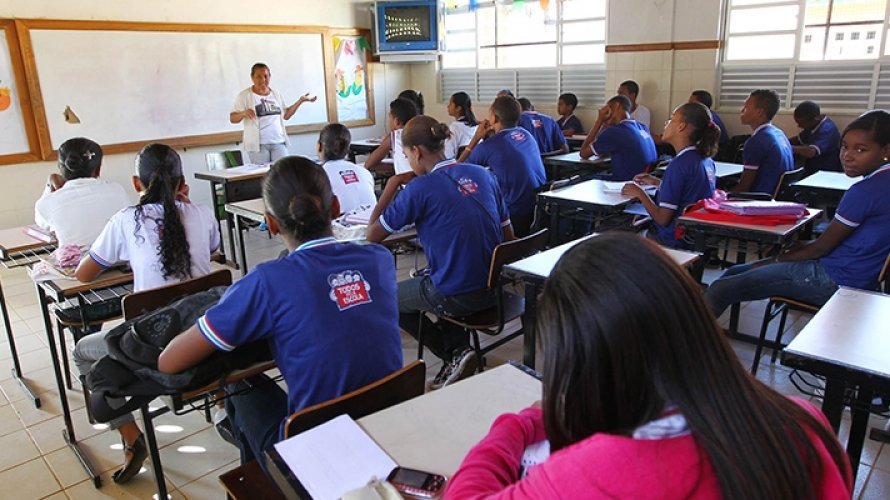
[376,1,439,53]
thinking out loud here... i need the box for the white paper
[225,163,270,175]
[602,181,656,195]
[273,414,397,500]
[390,130,412,175]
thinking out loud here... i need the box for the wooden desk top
[505,234,700,280]
[538,179,633,207]
[194,165,269,183]
[791,171,859,192]
[0,227,55,258]
[678,207,822,237]
[542,151,608,166]
[38,267,133,299]
[784,288,890,380]
[358,364,540,478]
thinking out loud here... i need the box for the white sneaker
[428,348,478,390]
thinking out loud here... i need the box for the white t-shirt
[390,129,412,175]
[89,201,220,292]
[34,178,131,247]
[322,159,377,215]
[232,87,290,152]
[252,92,287,145]
[632,104,652,130]
[444,120,478,160]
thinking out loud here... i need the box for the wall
[0,0,412,227]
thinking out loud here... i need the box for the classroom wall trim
[0,20,44,165]
[605,40,722,53]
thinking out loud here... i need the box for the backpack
[85,286,272,423]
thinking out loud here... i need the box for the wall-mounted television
[373,0,440,56]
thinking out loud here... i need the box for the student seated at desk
[460,96,547,237]
[72,143,220,484]
[790,100,842,174]
[34,137,130,248]
[447,234,852,499]
[706,110,890,317]
[443,91,479,160]
[689,90,729,146]
[622,102,717,248]
[734,89,794,195]
[579,95,658,181]
[556,93,584,137]
[617,80,651,129]
[158,158,402,476]
[399,89,425,115]
[364,98,419,173]
[368,116,514,389]
[317,123,376,214]
[517,97,569,156]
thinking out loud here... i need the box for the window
[441,0,606,69]
[852,32,861,40]
[868,30,877,39]
[805,34,813,42]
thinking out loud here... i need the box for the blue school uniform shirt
[197,238,402,417]
[467,127,547,216]
[558,114,584,135]
[798,116,842,172]
[711,110,730,145]
[380,160,510,296]
[519,112,568,155]
[654,147,717,246]
[592,119,658,181]
[819,164,890,290]
[742,123,794,195]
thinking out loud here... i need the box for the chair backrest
[206,150,244,171]
[879,252,890,293]
[122,269,233,320]
[283,360,426,438]
[774,167,806,199]
[487,229,549,289]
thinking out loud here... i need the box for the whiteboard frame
[0,20,44,165]
[326,28,376,129]
[14,19,375,161]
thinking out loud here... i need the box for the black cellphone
[386,467,447,498]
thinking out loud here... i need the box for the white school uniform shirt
[34,178,131,247]
[443,119,478,160]
[632,104,651,130]
[232,87,290,153]
[322,159,377,214]
[88,201,220,292]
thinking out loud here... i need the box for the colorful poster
[0,29,30,155]
[333,35,371,123]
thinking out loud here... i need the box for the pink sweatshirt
[446,402,852,499]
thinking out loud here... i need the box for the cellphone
[386,467,446,498]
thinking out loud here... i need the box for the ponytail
[401,115,451,153]
[451,92,478,127]
[677,102,720,158]
[263,156,334,242]
[133,143,191,281]
[58,137,103,180]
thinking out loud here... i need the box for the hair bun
[431,122,451,141]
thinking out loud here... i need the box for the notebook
[716,200,806,216]
[390,130,413,175]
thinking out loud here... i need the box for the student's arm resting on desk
[74,256,105,283]
[363,133,392,172]
[157,324,216,374]
[75,212,126,282]
[622,174,672,226]
[792,144,819,159]
[366,172,415,243]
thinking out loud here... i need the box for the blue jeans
[398,276,495,361]
[704,259,838,317]
[224,374,288,473]
[248,143,288,164]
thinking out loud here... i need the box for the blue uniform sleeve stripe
[834,213,860,228]
[659,202,679,210]
[501,218,512,228]
[88,250,112,269]
[378,215,395,234]
[810,144,822,155]
[197,315,236,352]
[743,164,759,170]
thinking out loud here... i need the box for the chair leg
[57,320,73,390]
[752,301,778,375]
[416,315,424,361]
[81,375,97,425]
[140,405,168,500]
[470,330,484,373]
[771,306,791,364]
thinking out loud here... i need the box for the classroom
[0,0,889,498]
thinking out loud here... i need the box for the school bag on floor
[85,286,272,423]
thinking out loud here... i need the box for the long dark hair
[539,233,850,499]
[319,123,351,161]
[134,143,191,281]
[58,137,103,180]
[843,109,890,146]
[398,89,425,115]
[451,92,477,127]
[263,156,334,242]
[676,102,721,158]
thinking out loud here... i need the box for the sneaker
[427,348,477,390]
[213,408,239,447]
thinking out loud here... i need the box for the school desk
[657,160,743,180]
[541,151,611,181]
[787,171,858,217]
[503,234,700,369]
[678,207,822,342]
[265,363,541,497]
[194,165,268,266]
[0,227,56,408]
[224,198,418,275]
[781,287,890,481]
[536,179,634,246]
[566,134,587,150]
[34,267,134,488]
[348,137,383,162]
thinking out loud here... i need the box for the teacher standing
[230,62,317,164]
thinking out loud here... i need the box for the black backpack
[85,286,272,422]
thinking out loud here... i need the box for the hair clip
[84,151,96,160]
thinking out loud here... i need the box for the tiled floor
[0,228,886,499]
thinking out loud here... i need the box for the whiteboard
[0,27,30,156]
[29,29,330,149]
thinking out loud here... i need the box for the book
[716,200,806,216]
[23,224,54,243]
[602,181,656,196]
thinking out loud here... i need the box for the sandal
[112,434,148,484]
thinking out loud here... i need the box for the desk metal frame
[541,152,610,181]
[194,169,265,267]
